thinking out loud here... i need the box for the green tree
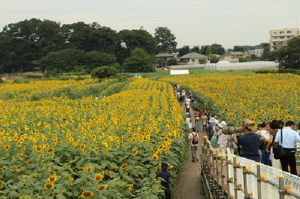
[190,46,200,53]
[277,36,300,69]
[211,44,225,55]
[154,27,177,53]
[269,50,277,61]
[84,51,118,72]
[40,48,86,74]
[177,45,190,56]
[207,54,219,63]
[123,48,155,72]
[262,44,270,60]
[233,46,245,52]
[91,66,118,78]
[167,58,178,66]
[116,28,156,66]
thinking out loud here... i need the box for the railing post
[233,156,238,199]
[243,165,248,198]
[278,175,284,199]
[200,144,203,170]
[256,163,262,199]
[226,154,231,199]
[212,151,217,197]
[220,154,225,197]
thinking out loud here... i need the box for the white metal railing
[201,136,300,199]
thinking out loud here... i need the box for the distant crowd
[174,83,300,176]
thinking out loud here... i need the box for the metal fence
[201,136,300,199]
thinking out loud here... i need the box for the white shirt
[188,132,199,146]
[260,130,270,141]
[275,127,300,148]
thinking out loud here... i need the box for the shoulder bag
[273,129,285,159]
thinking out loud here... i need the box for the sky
[0,0,299,49]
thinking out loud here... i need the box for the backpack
[192,133,198,144]
[210,131,218,148]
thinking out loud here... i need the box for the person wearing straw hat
[232,119,262,162]
[217,121,229,165]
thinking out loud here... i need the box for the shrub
[167,58,178,66]
[91,66,118,78]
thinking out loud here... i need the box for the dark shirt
[237,133,261,162]
[157,170,171,193]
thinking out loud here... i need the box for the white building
[179,52,209,64]
[270,28,299,51]
[247,49,264,58]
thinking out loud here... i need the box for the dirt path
[174,103,206,199]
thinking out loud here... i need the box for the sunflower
[94,147,99,153]
[94,174,103,182]
[0,180,3,187]
[0,168,3,172]
[132,150,138,156]
[47,148,54,153]
[44,183,54,190]
[20,194,32,199]
[152,154,159,161]
[36,146,42,152]
[96,184,108,191]
[80,144,86,150]
[48,175,57,183]
[128,183,134,190]
[86,166,93,173]
[4,145,10,151]
[81,191,94,198]
[121,163,128,169]
[27,160,34,164]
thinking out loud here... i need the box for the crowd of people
[174,83,300,176]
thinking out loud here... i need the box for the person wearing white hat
[217,121,229,165]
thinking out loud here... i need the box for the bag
[210,131,218,148]
[273,145,285,159]
[195,116,200,120]
[273,129,285,159]
[192,133,198,144]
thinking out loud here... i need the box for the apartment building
[270,28,299,51]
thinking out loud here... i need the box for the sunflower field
[160,72,300,126]
[0,78,187,199]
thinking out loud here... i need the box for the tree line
[0,18,178,74]
[0,18,299,74]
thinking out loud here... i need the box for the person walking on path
[184,96,191,112]
[201,110,208,133]
[274,120,300,175]
[157,162,171,199]
[188,127,199,162]
[233,119,262,162]
[217,121,229,165]
[185,111,192,130]
[194,108,201,132]
[192,100,198,111]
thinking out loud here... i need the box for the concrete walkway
[174,103,206,199]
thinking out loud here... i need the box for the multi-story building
[247,49,264,58]
[270,28,299,51]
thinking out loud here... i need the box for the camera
[222,126,243,135]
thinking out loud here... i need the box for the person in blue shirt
[233,119,261,162]
[274,121,300,175]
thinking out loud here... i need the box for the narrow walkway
[174,103,206,199]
